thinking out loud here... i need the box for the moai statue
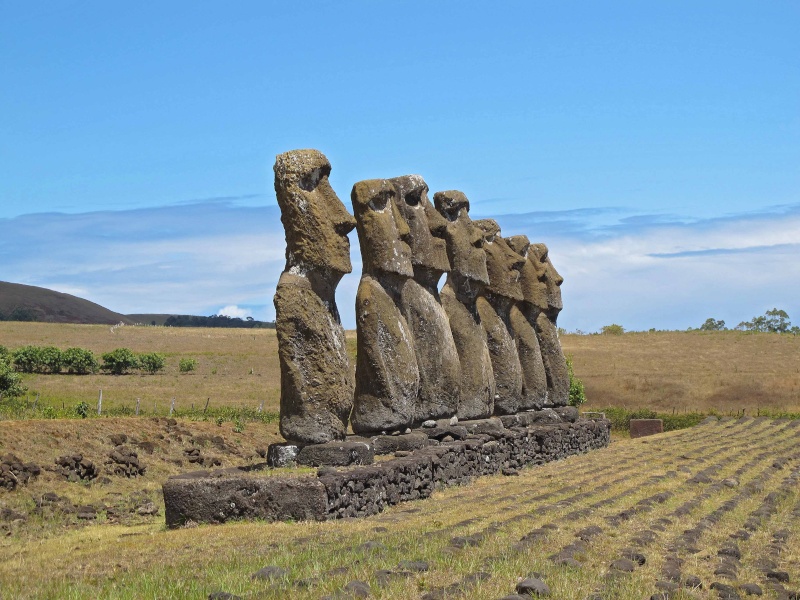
[472,220,525,415]
[390,175,461,423]
[506,235,549,410]
[273,149,357,444]
[434,191,495,420]
[528,243,569,407]
[350,179,419,434]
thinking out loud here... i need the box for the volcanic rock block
[350,179,419,434]
[371,432,430,455]
[163,474,328,527]
[54,454,98,482]
[266,442,300,467]
[0,454,40,490]
[106,445,146,477]
[630,419,664,439]
[296,441,374,467]
[273,149,357,445]
[434,190,495,419]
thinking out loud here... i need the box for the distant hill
[0,281,133,325]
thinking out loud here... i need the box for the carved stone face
[274,149,356,275]
[433,190,489,285]
[390,175,450,276]
[506,235,541,305]
[352,179,414,277]
[473,220,525,301]
[529,243,564,312]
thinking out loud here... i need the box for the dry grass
[3,323,799,416]
[562,331,800,413]
[1,418,798,599]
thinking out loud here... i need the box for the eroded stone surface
[351,179,419,434]
[274,149,356,444]
[474,220,525,415]
[434,190,495,419]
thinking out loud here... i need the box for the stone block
[296,441,374,467]
[630,419,664,439]
[163,475,327,528]
[371,432,429,455]
[459,417,506,436]
[266,442,300,468]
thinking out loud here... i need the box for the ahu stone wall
[163,418,610,528]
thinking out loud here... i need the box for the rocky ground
[0,416,284,537]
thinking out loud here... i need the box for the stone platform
[163,417,610,528]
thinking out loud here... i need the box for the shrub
[600,324,625,335]
[37,346,64,373]
[12,346,41,373]
[138,352,166,374]
[74,401,90,419]
[101,348,139,375]
[179,358,197,373]
[62,347,99,374]
[0,346,9,362]
[0,360,26,398]
[566,354,587,407]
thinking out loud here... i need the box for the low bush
[101,348,139,375]
[566,354,586,407]
[62,347,98,374]
[0,359,26,399]
[179,358,197,373]
[137,352,166,374]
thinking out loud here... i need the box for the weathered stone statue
[473,220,525,415]
[506,235,549,410]
[434,191,495,419]
[528,243,569,407]
[273,149,357,445]
[390,175,461,423]
[350,179,419,434]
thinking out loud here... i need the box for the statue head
[274,149,356,276]
[352,179,414,277]
[506,234,542,306]
[529,243,564,313]
[473,220,525,301]
[390,175,450,280]
[433,190,489,285]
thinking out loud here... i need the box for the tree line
[163,314,275,329]
[699,308,799,334]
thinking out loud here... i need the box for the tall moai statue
[506,235,549,410]
[390,175,461,423]
[472,220,526,415]
[528,243,569,407]
[350,179,420,434]
[273,149,357,444]
[434,191,495,420]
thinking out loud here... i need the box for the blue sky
[1,1,798,331]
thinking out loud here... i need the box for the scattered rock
[515,577,550,596]
[1,454,40,490]
[55,454,99,482]
[738,583,762,596]
[106,445,146,477]
[610,558,636,572]
[208,593,242,600]
[396,560,428,572]
[250,566,288,581]
[343,580,370,598]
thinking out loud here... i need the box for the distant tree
[600,324,625,335]
[9,307,35,322]
[736,308,792,333]
[699,318,727,331]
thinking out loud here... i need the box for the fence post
[203,397,210,414]
[135,398,140,416]
[169,397,175,416]
[258,400,264,413]
[97,389,103,416]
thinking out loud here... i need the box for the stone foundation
[163,418,610,528]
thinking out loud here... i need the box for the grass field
[2,323,800,598]
[2,323,799,416]
[1,417,798,599]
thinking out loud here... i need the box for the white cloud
[217,305,251,319]
[2,200,798,333]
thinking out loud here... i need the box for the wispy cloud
[1,200,798,332]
